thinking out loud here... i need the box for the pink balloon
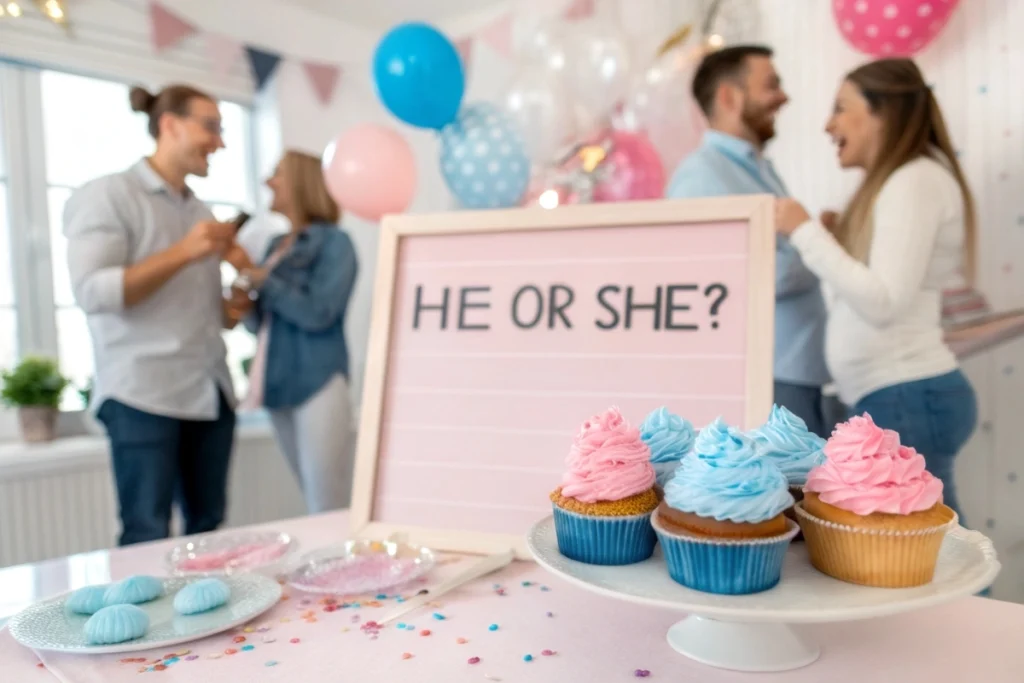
[593,130,665,203]
[323,124,416,222]
[833,0,960,57]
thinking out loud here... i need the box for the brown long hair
[836,59,977,284]
[129,84,214,139]
[278,150,341,226]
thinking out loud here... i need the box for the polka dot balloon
[440,102,531,210]
[833,0,961,57]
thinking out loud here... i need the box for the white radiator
[0,426,306,568]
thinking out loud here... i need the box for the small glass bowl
[165,530,295,577]
[285,539,436,596]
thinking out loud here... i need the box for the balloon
[593,130,665,202]
[833,0,961,57]
[373,23,465,130]
[504,65,578,164]
[517,17,569,72]
[564,17,632,125]
[440,103,531,210]
[322,124,416,221]
[619,46,706,174]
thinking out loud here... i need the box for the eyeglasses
[183,115,224,137]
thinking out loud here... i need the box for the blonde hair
[836,59,977,284]
[278,149,341,226]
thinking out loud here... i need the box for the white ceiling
[287,0,508,29]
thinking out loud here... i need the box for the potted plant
[1,357,70,443]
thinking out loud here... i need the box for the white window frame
[0,61,261,434]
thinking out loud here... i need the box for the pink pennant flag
[455,37,474,77]
[478,14,513,58]
[150,2,197,52]
[303,62,342,106]
[205,34,242,80]
[563,0,596,21]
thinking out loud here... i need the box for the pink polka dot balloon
[833,0,961,57]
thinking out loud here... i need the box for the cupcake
[795,414,956,588]
[748,404,826,525]
[652,418,798,594]
[640,407,696,488]
[550,407,659,565]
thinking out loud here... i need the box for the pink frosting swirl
[560,407,656,503]
[804,414,943,515]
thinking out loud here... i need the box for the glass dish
[165,530,295,576]
[286,539,436,595]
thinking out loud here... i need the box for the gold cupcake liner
[794,502,958,588]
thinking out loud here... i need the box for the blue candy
[103,575,164,606]
[66,585,108,615]
[84,604,149,645]
[173,578,230,615]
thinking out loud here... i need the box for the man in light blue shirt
[667,45,831,436]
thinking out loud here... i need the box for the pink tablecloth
[1,512,1023,682]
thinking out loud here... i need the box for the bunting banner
[563,0,596,20]
[150,1,196,52]
[478,14,514,57]
[302,62,342,106]
[205,33,243,81]
[455,37,474,78]
[245,47,283,91]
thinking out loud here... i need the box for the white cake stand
[527,516,1000,673]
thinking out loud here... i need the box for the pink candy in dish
[165,531,295,576]
[286,540,436,596]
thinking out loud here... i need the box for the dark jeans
[773,381,843,439]
[852,370,977,526]
[98,392,235,546]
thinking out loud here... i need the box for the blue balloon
[373,23,465,130]
[440,103,531,210]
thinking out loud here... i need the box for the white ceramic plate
[286,539,436,595]
[165,530,296,577]
[527,515,1001,623]
[8,574,282,654]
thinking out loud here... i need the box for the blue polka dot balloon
[440,102,530,209]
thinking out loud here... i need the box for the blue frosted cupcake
[748,404,826,489]
[640,407,695,488]
[652,418,798,594]
[550,408,660,566]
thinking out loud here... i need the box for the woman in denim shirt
[231,150,358,513]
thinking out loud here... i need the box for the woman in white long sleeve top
[775,58,978,524]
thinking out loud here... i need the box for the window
[0,84,15,372]
[0,66,259,411]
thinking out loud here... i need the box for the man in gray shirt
[64,84,243,545]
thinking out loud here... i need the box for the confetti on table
[233,636,246,643]
[207,653,222,660]
[290,638,301,644]
[225,648,238,656]
[523,654,534,662]
[484,675,502,681]
[540,586,551,592]
[397,622,406,629]
[457,638,469,644]
[402,652,414,660]
[488,624,499,631]
[241,645,254,652]
[263,636,276,643]
[433,612,446,620]
[153,664,167,671]
[265,661,278,667]
[468,656,481,665]
[521,581,532,587]
[634,669,651,678]
[546,612,554,617]
[243,627,254,633]
[541,649,556,656]
[420,629,432,636]
[376,594,388,599]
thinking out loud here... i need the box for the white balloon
[504,64,578,164]
[564,17,632,124]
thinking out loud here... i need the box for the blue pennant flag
[245,46,282,91]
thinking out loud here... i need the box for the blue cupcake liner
[552,505,656,566]
[652,511,799,595]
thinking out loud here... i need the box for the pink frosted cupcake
[550,407,659,565]
[795,414,957,587]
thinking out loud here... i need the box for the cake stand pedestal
[527,517,1000,674]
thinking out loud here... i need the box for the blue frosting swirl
[640,407,695,463]
[664,418,793,523]
[748,405,826,485]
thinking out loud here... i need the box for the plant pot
[18,406,58,443]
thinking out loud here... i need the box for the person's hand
[820,210,839,234]
[223,286,254,328]
[177,220,235,263]
[775,198,812,236]
[223,241,254,271]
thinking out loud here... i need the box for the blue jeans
[98,393,235,546]
[852,370,977,526]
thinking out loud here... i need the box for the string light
[5,2,23,17]
[538,190,560,210]
[707,33,725,49]
[42,0,62,19]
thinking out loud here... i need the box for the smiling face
[737,55,789,145]
[825,80,885,170]
[161,96,224,178]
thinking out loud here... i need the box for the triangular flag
[455,37,474,78]
[245,46,283,91]
[478,14,513,58]
[563,0,596,20]
[205,34,242,81]
[150,2,196,52]
[302,61,342,106]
